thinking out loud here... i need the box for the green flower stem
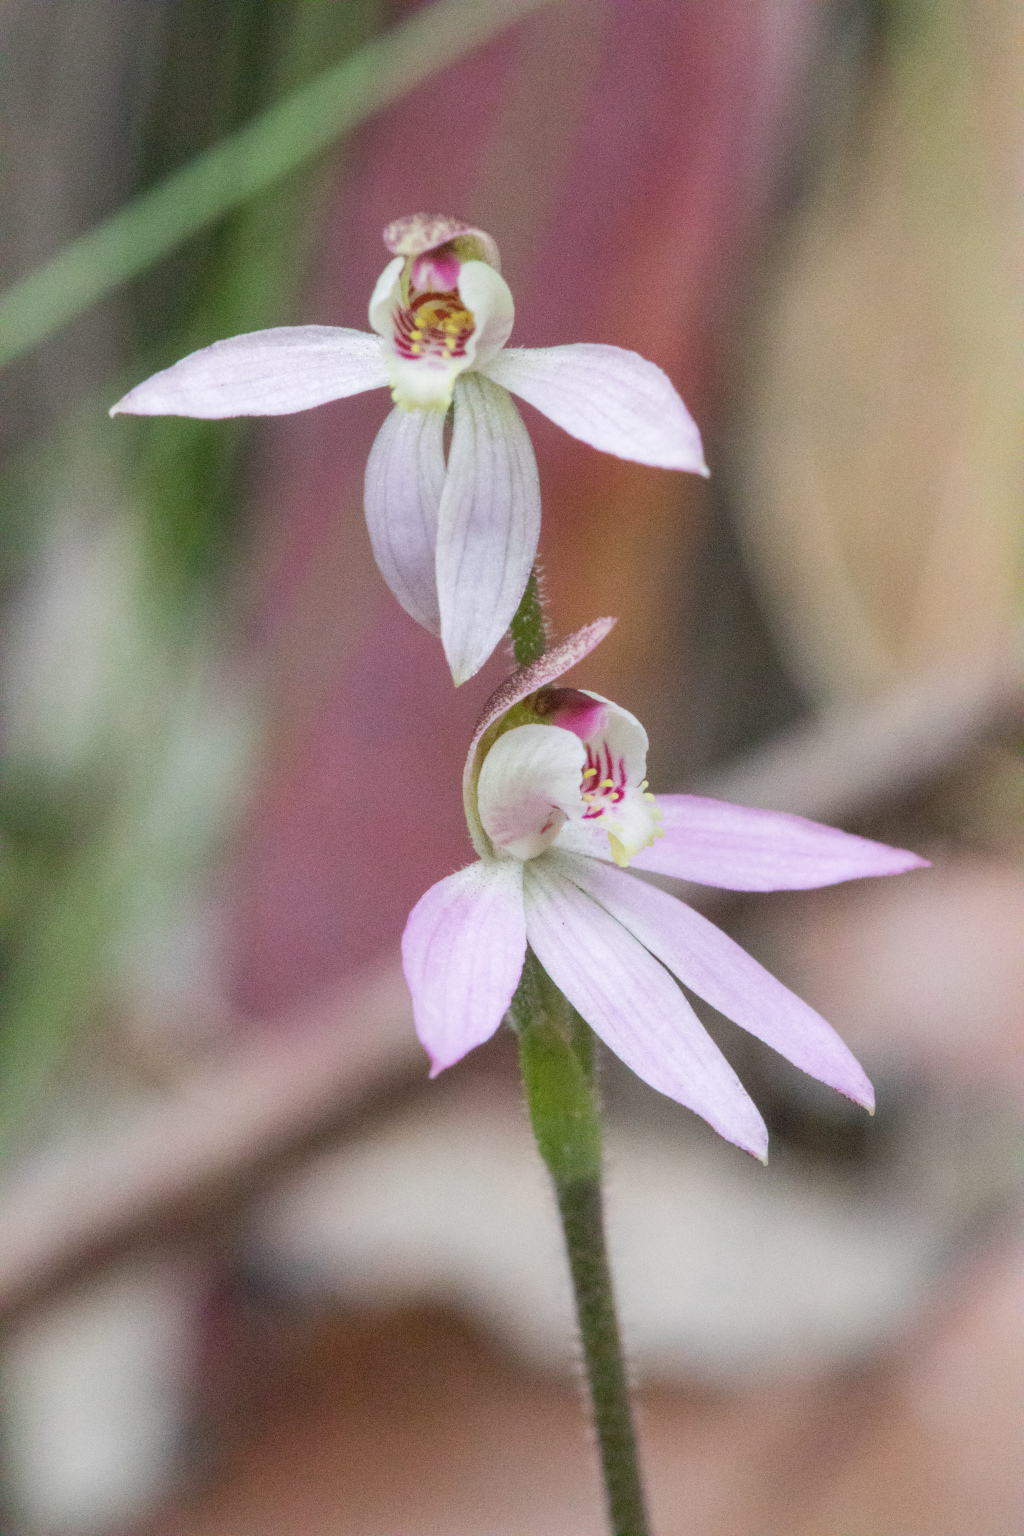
[509,566,547,666]
[510,951,651,1536]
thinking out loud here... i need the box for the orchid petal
[483,344,708,473]
[556,852,874,1109]
[477,724,585,859]
[437,373,541,685]
[402,860,526,1076]
[456,261,515,369]
[110,327,388,418]
[523,861,768,1158]
[364,406,445,633]
[632,795,929,890]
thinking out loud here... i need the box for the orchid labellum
[111,214,707,683]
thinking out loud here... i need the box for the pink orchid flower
[110,214,706,684]
[402,620,929,1160]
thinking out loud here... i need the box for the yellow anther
[643,792,656,802]
[410,328,423,340]
[599,778,615,789]
[639,780,649,790]
[410,344,421,355]
[582,792,596,802]
[582,767,598,778]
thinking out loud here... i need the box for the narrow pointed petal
[557,852,873,1109]
[364,406,445,633]
[523,861,767,1158]
[631,795,930,890]
[483,344,708,473]
[402,860,526,1076]
[437,374,541,684]
[111,328,388,418]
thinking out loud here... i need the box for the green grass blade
[0,0,556,368]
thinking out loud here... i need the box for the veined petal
[364,406,445,633]
[523,860,768,1158]
[437,373,541,684]
[555,851,874,1109]
[402,860,526,1076]
[110,327,388,418]
[477,724,585,859]
[483,344,708,473]
[632,795,929,890]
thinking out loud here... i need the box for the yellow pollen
[410,344,421,355]
[639,780,649,790]
[410,328,423,340]
[582,767,597,778]
[582,792,596,803]
[643,792,656,802]
[599,778,615,789]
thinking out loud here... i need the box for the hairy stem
[510,951,651,1536]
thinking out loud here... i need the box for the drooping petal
[631,795,930,890]
[110,327,388,418]
[436,373,541,685]
[369,257,514,410]
[364,406,446,633]
[555,851,874,1109]
[483,344,708,473]
[523,860,768,1158]
[402,860,526,1076]
[477,724,585,859]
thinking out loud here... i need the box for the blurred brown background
[0,2,1020,1533]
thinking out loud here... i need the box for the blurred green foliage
[0,0,382,1146]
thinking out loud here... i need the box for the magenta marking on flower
[580,742,627,818]
[403,628,931,1160]
[391,286,475,370]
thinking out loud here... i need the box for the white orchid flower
[111,214,708,683]
[402,621,929,1159]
